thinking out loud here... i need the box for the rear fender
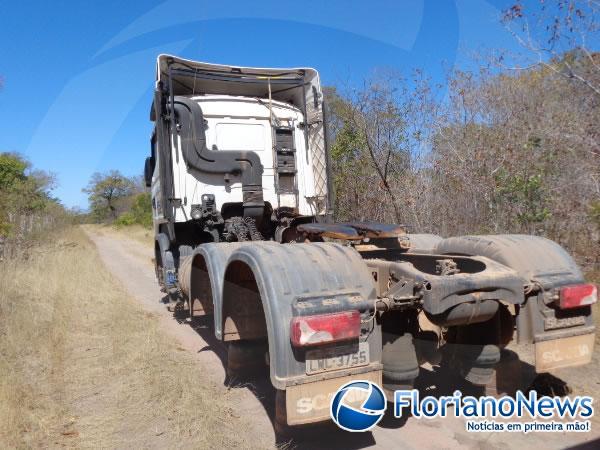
[436,234,584,288]
[189,242,246,339]
[222,242,381,390]
[435,235,594,348]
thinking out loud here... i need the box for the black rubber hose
[170,96,265,216]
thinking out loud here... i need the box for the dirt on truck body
[144,54,596,432]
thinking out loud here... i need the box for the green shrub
[112,193,152,228]
[589,201,600,231]
[130,192,152,228]
[114,212,136,227]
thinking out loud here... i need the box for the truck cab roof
[156,54,321,110]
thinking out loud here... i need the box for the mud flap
[285,370,382,425]
[535,333,595,372]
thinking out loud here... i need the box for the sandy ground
[85,227,600,450]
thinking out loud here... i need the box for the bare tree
[326,72,435,225]
[503,1,600,97]
[327,59,599,269]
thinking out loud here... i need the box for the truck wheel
[155,233,176,291]
[176,245,194,311]
[380,310,419,398]
[442,322,500,386]
[382,332,419,399]
[442,313,502,386]
[274,389,288,436]
[486,349,522,397]
[178,245,193,260]
[157,250,176,292]
[226,340,268,380]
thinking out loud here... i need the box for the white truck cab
[168,94,320,221]
[145,55,331,269]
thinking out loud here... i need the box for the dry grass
[86,223,154,248]
[0,226,254,449]
[113,224,154,247]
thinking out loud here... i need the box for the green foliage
[0,153,28,189]
[0,153,53,212]
[325,82,411,223]
[330,124,365,162]
[589,201,600,231]
[0,153,59,238]
[84,170,152,228]
[130,192,152,228]
[114,192,152,228]
[494,170,551,226]
[114,212,136,227]
[83,170,135,221]
[0,221,12,237]
[329,123,372,219]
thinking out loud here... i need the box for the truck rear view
[144,54,596,433]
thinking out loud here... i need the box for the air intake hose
[170,96,265,219]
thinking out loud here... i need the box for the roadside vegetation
[0,226,252,448]
[326,2,600,275]
[0,152,68,259]
[0,156,249,447]
[327,52,599,274]
[83,170,152,228]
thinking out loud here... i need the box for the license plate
[305,342,369,374]
[535,333,595,372]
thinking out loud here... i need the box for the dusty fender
[436,234,595,371]
[435,234,584,288]
[222,241,382,390]
[405,233,443,253]
[179,242,247,339]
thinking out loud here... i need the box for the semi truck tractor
[144,54,596,431]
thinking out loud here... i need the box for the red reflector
[290,310,361,347]
[559,284,597,309]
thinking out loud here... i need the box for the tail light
[290,310,360,347]
[558,284,597,309]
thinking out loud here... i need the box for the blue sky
[0,0,525,208]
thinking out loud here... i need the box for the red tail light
[559,284,597,309]
[290,310,361,347]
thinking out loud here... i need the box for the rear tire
[485,349,522,397]
[274,389,289,436]
[178,244,193,259]
[226,340,268,379]
[382,332,419,400]
[442,314,502,386]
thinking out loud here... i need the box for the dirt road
[86,228,599,449]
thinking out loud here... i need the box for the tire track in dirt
[85,229,276,448]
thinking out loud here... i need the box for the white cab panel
[170,95,318,222]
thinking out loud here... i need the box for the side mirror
[144,156,155,187]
